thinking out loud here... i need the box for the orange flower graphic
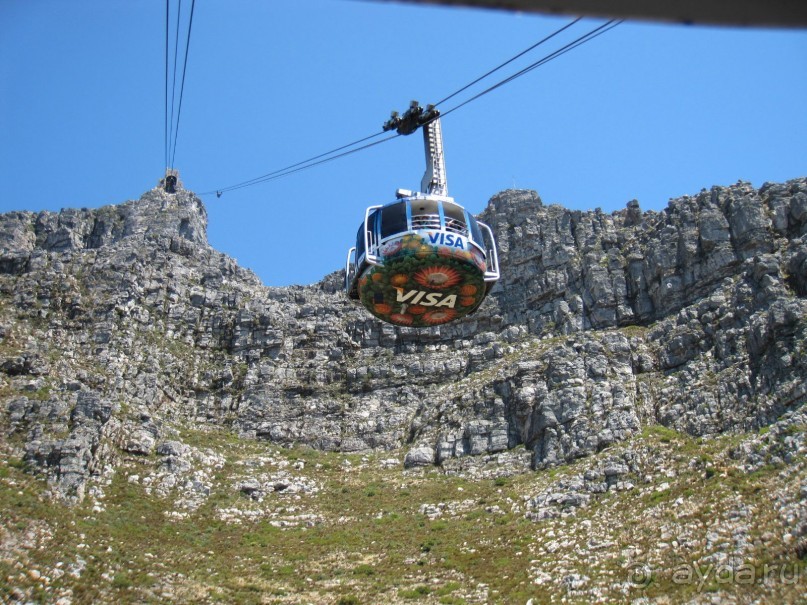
[413,266,462,289]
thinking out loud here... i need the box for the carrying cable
[170,0,196,169]
[163,0,196,175]
[438,19,622,120]
[164,0,169,170]
[203,130,391,196]
[167,0,182,169]
[433,16,582,108]
[202,17,620,197]
[200,17,586,197]
[205,133,402,195]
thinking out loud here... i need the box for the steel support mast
[383,100,448,197]
[420,116,448,196]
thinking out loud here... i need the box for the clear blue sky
[1,1,805,286]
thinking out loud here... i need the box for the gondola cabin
[345,103,500,327]
[345,191,500,327]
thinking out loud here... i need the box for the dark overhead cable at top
[384,0,807,29]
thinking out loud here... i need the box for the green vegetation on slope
[0,425,804,604]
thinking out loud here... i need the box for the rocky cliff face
[0,179,805,505]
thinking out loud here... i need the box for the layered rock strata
[0,178,804,501]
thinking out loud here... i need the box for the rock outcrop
[1,178,805,503]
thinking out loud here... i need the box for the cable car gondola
[345,102,500,327]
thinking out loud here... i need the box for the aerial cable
[205,18,584,197]
[203,17,619,197]
[439,19,623,120]
[167,0,183,171]
[164,0,170,170]
[199,17,582,197]
[433,16,582,108]
[202,129,389,196]
[162,0,195,175]
[204,133,401,195]
[170,0,196,169]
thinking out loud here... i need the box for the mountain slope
[0,178,805,603]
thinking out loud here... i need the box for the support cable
[170,0,196,169]
[439,19,622,120]
[206,133,402,195]
[167,0,183,170]
[202,17,620,197]
[200,130,390,196]
[164,0,170,170]
[433,16,581,108]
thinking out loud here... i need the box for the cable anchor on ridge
[161,168,180,193]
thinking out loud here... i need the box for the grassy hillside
[1,423,804,604]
